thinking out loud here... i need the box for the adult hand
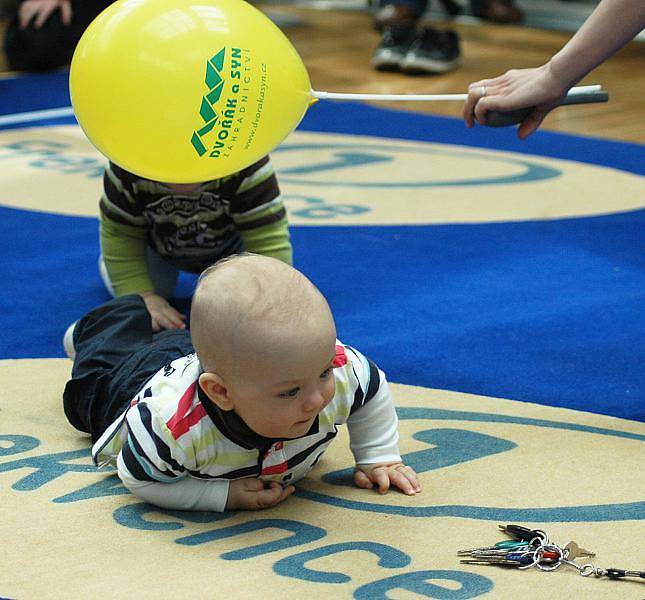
[463,64,571,139]
[354,461,421,495]
[141,292,186,331]
[226,479,295,510]
[19,0,72,29]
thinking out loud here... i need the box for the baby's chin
[247,413,319,440]
[283,417,316,438]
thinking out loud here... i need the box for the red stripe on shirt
[332,345,347,367]
[261,461,289,475]
[167,403,207,439]
[166,382,203,438]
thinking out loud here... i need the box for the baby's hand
[140,293,186,331]
[226,478,295,511]
[354,462,421,496]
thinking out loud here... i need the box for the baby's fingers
[149,316,162,332]
[356,467,389,492]
[353,469,374,490]
[390,466,421,495]
[152,308,184,330]
[371,468,391,494]
[256,482,294,509]
[164,308,186,329]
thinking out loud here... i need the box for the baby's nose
[303,391,326,412]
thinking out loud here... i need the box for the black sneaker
[401,27,461,74]
[372,23,417,72]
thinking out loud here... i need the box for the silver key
[564,540,595,560]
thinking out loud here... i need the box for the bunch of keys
[458,524,645,581]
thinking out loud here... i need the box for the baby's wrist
[224,481,238,510]
[357,460,403,469]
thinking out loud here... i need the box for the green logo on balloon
[191,47,244,160]
[191,48,227,157]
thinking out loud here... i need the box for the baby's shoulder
[133,354,202,413]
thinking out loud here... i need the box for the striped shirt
[100,157,291,295]
[92,343,401,511]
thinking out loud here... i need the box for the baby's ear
[199,372,233,411]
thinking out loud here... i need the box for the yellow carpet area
[1,358,643,599]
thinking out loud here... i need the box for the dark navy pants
[63,295,193,442]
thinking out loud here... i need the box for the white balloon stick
[311,91,468,101]
[567,85,602,94]
[310,85,602,102]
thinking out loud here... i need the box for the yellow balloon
[70,0,313,182]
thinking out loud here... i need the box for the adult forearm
[549,0,645,87]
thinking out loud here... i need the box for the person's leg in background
[372,0,460,75]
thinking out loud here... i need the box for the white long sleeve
[347,372,401,465]
[117,452,230,511]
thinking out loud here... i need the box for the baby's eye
[277,387,300,399]
[320,367,333,379]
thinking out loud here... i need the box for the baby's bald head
[191,254,335,381]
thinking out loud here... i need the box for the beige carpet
[2,358,644,599]
[0,127,643,225]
